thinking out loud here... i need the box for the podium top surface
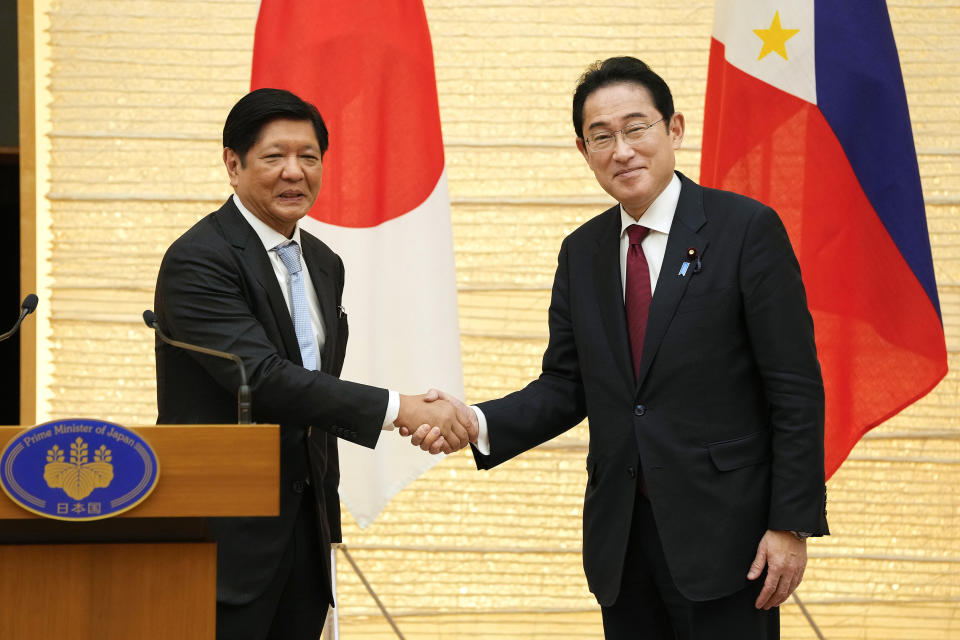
[0,424,279,520]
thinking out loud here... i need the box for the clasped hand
[396,389,478,454]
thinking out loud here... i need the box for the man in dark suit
[153,88,470,640]
[409,57,828,638]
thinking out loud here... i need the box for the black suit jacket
[154,197,387,605]
[475,172,828,606]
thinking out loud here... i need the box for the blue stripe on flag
[814,0,940,317]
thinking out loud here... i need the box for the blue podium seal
[0,419,160,521]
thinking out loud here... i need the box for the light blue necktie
[274,240,318,371]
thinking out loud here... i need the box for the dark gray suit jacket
[154,197,386,605]
[475,172,828,606]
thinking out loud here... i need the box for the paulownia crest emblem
[43,437,114,500]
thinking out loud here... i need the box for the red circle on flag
[251,2,445,229]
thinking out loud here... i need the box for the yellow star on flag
[753,11,799,61]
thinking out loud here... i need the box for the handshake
[395,389,478,455]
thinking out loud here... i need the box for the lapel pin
[678,247,702,276]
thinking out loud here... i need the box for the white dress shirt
[233,194,399,429]
[618,173,680,298]
[473,174,681,454]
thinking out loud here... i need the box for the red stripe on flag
[702,39,947,477]
[251,0,445,228]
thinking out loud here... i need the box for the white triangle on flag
[713,0,817,105]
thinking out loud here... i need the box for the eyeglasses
[582,118,665,152]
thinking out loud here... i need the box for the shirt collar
[619,172,681,238]
[232,193,303,252]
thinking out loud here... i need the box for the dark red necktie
[625,225,652,379]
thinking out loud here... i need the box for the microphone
[0,294,40,342]
[142,310,252,424]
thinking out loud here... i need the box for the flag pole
[339,544,408,639]
[322,544,340,640]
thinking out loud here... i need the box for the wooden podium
[0,424,279,640]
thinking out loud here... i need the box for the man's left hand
[747,529,807,610]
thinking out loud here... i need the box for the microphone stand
[142,310,252,424]
[0,295,39,343]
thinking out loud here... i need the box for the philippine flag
[701,1,947,477]
[251,0,463,527]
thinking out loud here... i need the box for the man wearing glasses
[410,56,828,639]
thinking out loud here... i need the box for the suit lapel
[635,174,708,391]
[301,236,338,373]
[215,199,303,366]
[592,205,635,387]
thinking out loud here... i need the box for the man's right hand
[399,388,478,454]
[395,393,472,454]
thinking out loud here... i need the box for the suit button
[293,480,306,494]
[627,466,636,478]
[634,404,646,416]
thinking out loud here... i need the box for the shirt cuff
[472,405,490,455]
[382,390,400,430]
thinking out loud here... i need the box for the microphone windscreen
[21,294,38,314]
[142,310,157,328]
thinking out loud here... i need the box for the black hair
[572,57,674,140]
[222,88,329,164]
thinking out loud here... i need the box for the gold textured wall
[30,1,960,638]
